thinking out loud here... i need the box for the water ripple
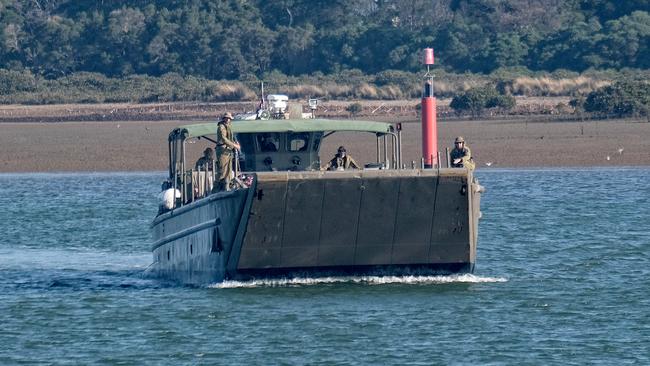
[1,169,649,364]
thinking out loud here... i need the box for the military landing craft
[149,116,483,285]
[150,48,482,285]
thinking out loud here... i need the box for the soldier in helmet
[214,112,240,191]
[323,146,360,171]
[450,136,475,169]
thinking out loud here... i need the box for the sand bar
[1,117,648,172]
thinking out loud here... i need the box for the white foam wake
[210,274,507,289]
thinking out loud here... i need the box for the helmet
[455,136,465,143]
[222,112,233,119]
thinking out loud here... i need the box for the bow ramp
[231,169,480,277]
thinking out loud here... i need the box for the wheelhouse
[166,119,402,207]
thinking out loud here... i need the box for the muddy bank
[1,117,648,172]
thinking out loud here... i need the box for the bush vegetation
[577,81,650,117]
[1,67,647,105]
[345,102,363,116]
[450,86,516,117]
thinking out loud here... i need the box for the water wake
[211,273,507,289]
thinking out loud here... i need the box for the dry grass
[377,84,404,100]
[285,84,327,98]
[206,82,256,101]
[431,80,484,96]
[322,83,353,98]
[504,76,611,96]
[353,83,379,99]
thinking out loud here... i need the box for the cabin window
[287,132,310,152]
[312,134,321,152]
[236,134,255,155]
[257,133,280,152]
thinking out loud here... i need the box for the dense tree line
[0,0,648,81]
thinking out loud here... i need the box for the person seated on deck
[323,146,360,171]
[258,134,278,152]
[194,148,214,171]
[450,136,475,170]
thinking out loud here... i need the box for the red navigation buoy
[421,82,437,168]
[421,48,437,168]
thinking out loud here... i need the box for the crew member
[323,146,360,170]
[194,147,214,171]
[158,180,181,213]
[450,136,475,169]
[214,112,240,191]
[259,134,278,152]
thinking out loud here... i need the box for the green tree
[534,18,605,71]
[487,33,528,71]
[580,0,650,22]
[450,86,515,117]
[450,87,491,117]
[436,19,490,72]
[584,81,650,116]
[240,23,276,76]
[106,6,146,75]
[599,11,650,69]
[272,24,315,75]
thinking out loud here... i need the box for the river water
[1,169,648,364]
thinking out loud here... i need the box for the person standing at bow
[214,112,240,191]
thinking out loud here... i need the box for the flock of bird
[484,147,624,166]
[605,147,625,161]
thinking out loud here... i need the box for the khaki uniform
[450,146,475,170]
[324,155,360,170]
[215,121,237,191]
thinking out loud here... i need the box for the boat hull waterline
[150,169,481,285]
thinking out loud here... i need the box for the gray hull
[151,169,481,285]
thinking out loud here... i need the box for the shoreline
[1,117,648,172]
